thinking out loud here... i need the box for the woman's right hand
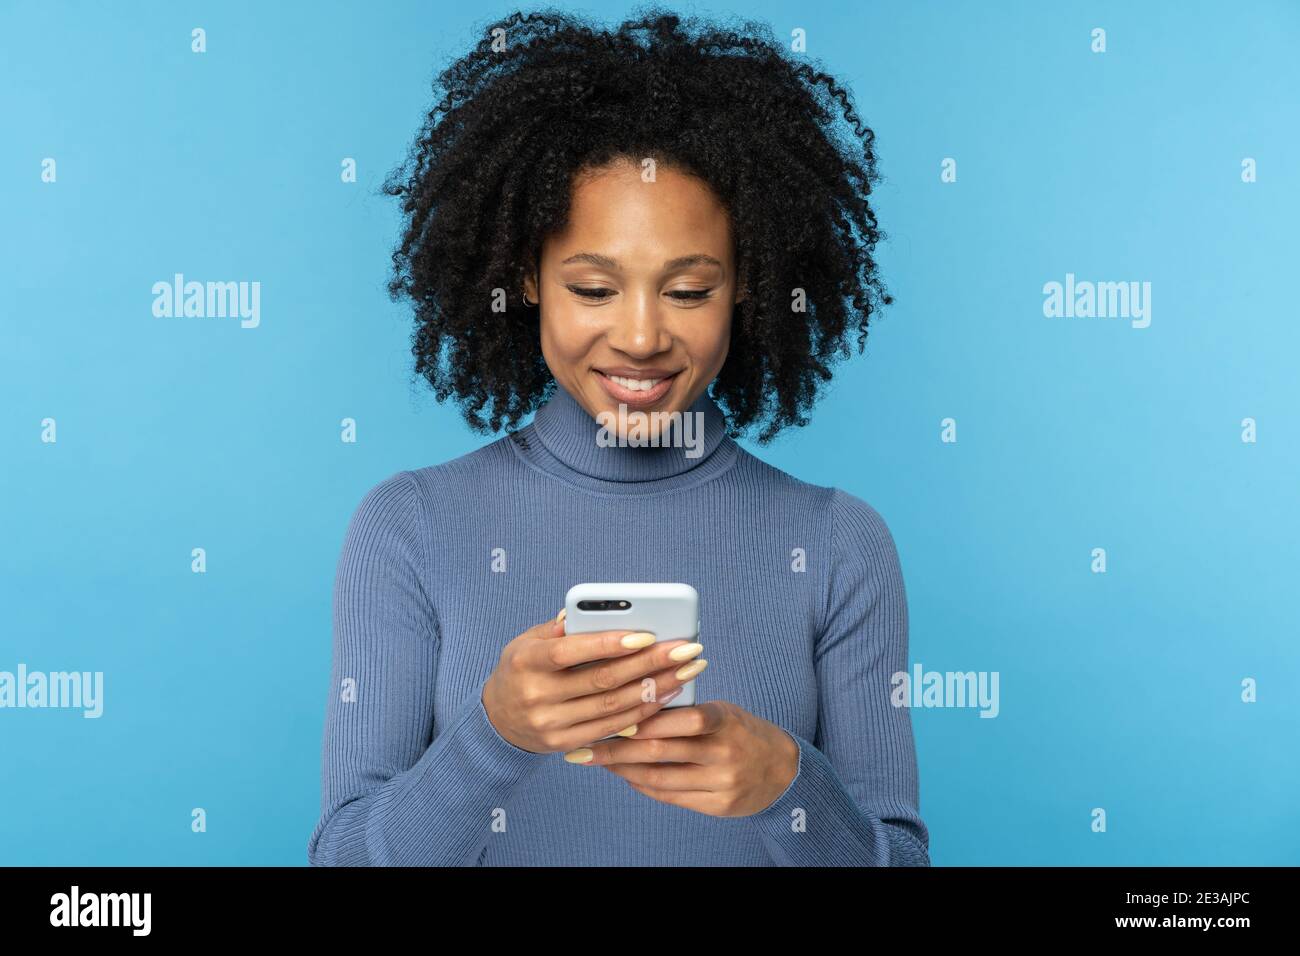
[481,610,707,754]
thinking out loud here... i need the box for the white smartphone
[563,583,700,740]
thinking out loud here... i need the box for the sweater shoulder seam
[815,487,840,643]
[397,468,440,646]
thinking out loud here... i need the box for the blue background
[2,0,1297,865]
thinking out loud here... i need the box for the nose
[604,287,672,358]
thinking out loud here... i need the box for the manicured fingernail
[556,608,566,623]
[658,687,683,705]
[675,659,708,681]
[621,632,655,649]
[564,748,594,763]
[668,642,703,662]
[617,724,638,737]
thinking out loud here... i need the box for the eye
[566,284,616,300]
[666,288,714,301]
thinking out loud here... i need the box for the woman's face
[527,158,739,432]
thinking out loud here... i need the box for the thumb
[545,607,566,639]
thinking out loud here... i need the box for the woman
[308,9,929,866]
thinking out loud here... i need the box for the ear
[522,252,541,303]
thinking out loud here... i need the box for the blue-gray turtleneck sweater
[307,384,930,866]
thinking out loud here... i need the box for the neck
[517,383,735,486]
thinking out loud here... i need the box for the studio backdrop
[2,0,1297,865]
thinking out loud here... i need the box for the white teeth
[607,374,663,391]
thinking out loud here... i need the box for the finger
[546,657,705,728]
[621,779,727,814]
[556,642,702,702]
[554,672,704,750]
[603,761,718,791]
[575,735,711,766]
[617,700,725,739]
[528,628,688,672]
[556,646,705,703]
[548,608,566,638]
[558,688,720,754]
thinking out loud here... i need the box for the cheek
[539,306,588,362]
[682,307,731,373]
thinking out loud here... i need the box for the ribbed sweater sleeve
[306,471,547,866]
[747,489,931,866]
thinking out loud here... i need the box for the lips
[594,368,679,407]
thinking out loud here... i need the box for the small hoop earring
[522,291,536,307]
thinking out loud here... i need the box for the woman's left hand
[563,701,800,817]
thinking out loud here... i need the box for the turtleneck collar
[511,383,739,490]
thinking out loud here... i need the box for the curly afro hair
[384,6,892,443]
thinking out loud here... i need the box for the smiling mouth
[593,369,680,406]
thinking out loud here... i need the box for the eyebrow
[559,252,723,270]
